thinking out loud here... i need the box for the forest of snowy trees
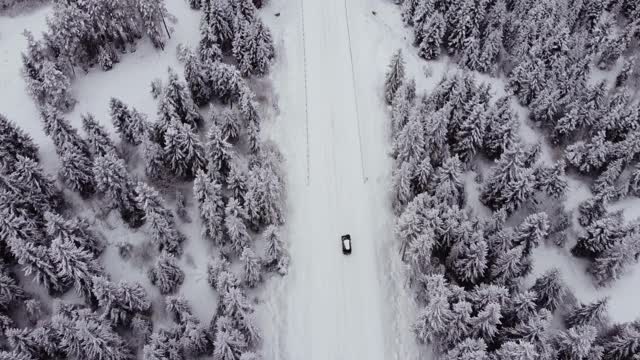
[387,0,640,359]
[0,0,286,359]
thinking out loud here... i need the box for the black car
[341,234,352,255]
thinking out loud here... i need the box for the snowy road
[264,0,424,358]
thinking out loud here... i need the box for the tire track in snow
[298,0,311,186]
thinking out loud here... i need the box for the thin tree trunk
[162,14,171,39]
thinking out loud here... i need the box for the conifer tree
[573,214,625,259]
[135,182,184,255]
[565,297,609,328]
[385,49,405,104]
[0,268,25,310]
[433,156,465,207]
[391,80,416,138]
[514,213,550,257]
[589,235,640,286]
[0,114,39,170]
[40,106,90,158]
[423,103,451,166]
[206,123,233,178]
[418,12,446,60]
[392,161,415,214]
[530,269,566,312]
[59,143,96,197]
[12,154,62,209]
[183,48,212,106]
[225,198,251,255]
[212,316,248,360]
[448,234,488,285]
[163,120,206,179]
[471,302,502,343]
[263,225,289,275]
[94,154,145,227]
[240,247,262,288]
[81,113,117,157]
[148,252,184,295]
[109,98,148,146]
[245,160,285,228]
[92,277,151,326]
[44,211,103,256]
[141,137,166,180]
[556,325,598,360]
[483,97,518,160]
[578,197,607,227]
[494,340,538,360]
[50,236,103,299]
[214,108,241,144]
[158,68,202,132]
[137,0,170,50]
[201,0,234,50]
[490,245,529,285]
[232,18,275,76]
[602,324,640,360]
[452,100,485,162]
[143,327,183,360]
[210,61,244,103]
[194,169,226,244]
[228,159,248,204]
[393,113,425,165]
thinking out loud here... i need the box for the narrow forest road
[264,0,425,358]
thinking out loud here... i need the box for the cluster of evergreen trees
[385,42,640,357]
[5,0,285,358]
[21,0,171,113]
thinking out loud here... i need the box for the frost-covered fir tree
[165,295,194,324]
[148,252,185,295]
[12,154,62,209]
[52,308,131,360]
[494,340,538,360]
[40,106,90,157]
[471,302,502,343]
[210,61,244,103]
[483,97,518,160]
[0,114,39,170]
[573,214,626,259]
[530,269,566,312]
[0,267,25,310]
[390,79,416,138]
[206,123,233,178]
[137,0,170,50]
[418,12,446,60]
[94,154,145,227]
[143,327,183,360]
[565,297,608,328]
[214,108,241,144]
[109,98,148,146]
[393,112,425,165]
[556,325,598,360]
[158,68,202,132]
[201,0,234,50]
[21,32,75,111]
[49,237,103,299]
[59,143,96,197]
[44,211,103,256]
[423,103,450,166]
[448,233,488,285]
[232,18,275,76]
[92,277,151,326]
[245,158,285,228]
[263,225,289,275]
[183,48,212,106]
[578,196,607,227]
[451,100,485,162]
[181,320,213,356]
[212,316,248,360]
[4,231,64,293]
[141,137,166,180]
[135,182,184,255]
[602,323,640,360]
[433,156,465,207]
[207,254,230,290]
[240,247,262,287]
[221,287,261,346]
[589,234,640,286]
[194,169,226,244]
[227,159,248,204]
[385,49,405,104]
[514,212,549,256]
[163,120,206,179]
[225,198,251,255]
[81,113,117,157]
[392,161,415,214]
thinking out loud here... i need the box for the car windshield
[343,239,350,250]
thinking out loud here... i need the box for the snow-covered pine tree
[227,159,248,204]
[240,247,262,287]
[471,302,502,344]
[183,48,212,107]
[93,154,145,227]
[513,212,550,257]
[0,266,25,310]
[194,169,226,244]
[143,327,183,360]
[148,252,185,295]
[44,211,103,256]
[565,297,609,328]
[451,99,485,162]
[91,277,151,326]
[40,106,90,157]
[135,182,185,255]
[109,98,148,146]
[163,120,206,179]
[165,295,194,324]
[201,0,234,51]
[418,12,446,60]
[534,160,568,199]
[49,236,103,299]
[393,111,425,165]
[230,0,257,22]
[220,287,261,346]
[401,0,419,25]
[224,198,251,255]
[530,269,566,312]
[411,0,435,46]
[448,233,488,285]
[602,323,640,360]
[81,113,117,157]
[577,196,607,227]
[263,225,289,275]
[210,61,244,103]
[52,307,131,360]
[589,234,640,286]
[232,18,275,76]
[433,155,465,207]
[494,340,538,360]
[141,137,166,180]
[483,97,518,160]
[212,316,248,360]
[556,325,598,360]
[490,245,529,285]
[158,68,202,134]
[207,254,231,290]
[384,49,405,104]
[213,108,241,144]
[573,214,626,259]
[245,158,285,228]
[136,0,170,50]
[390,79,416,138]
[0,114,39,170]
[206,123,233,178]
[392,161,415,214]
[460,36,483,72]
[12,154,62,210]
[59,143,96,197]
